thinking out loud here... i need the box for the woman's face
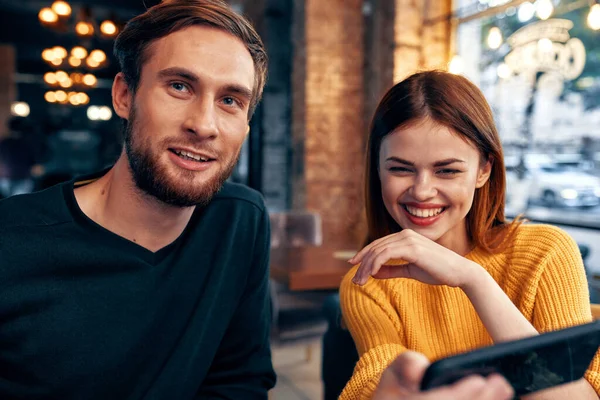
[378,118,491,254]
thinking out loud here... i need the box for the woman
[339,70,600,399]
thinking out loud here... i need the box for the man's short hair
[114,0,268,118]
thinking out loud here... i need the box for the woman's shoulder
[507,222,579,257]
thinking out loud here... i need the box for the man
[0,1,515,398]
[0,0,273,398]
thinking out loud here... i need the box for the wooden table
[270,246,357,291]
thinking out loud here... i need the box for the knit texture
[339,224,600,399]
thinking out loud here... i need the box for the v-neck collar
[61,172,200,265]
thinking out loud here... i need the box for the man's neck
[74,156,196,253]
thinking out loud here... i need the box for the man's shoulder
[0,184,70,229]
[211,182,266,212]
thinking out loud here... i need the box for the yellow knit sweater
[339,224,600,399]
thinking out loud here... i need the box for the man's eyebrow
[157,67,199,83]
[224,84,253,102]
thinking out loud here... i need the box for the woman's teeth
[404,205,444,218]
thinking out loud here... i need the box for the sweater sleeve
[531,226,600,394]
[339,266,408,400]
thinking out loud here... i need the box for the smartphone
[420,320,600,396]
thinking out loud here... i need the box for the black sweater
[0,177,276,399]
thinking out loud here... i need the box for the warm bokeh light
[50,58,63,66]
[448,55,464,75]
[52,46,67,59]
[51,1,71,17]
[44,72,57,85]
[497,63,512,79]
[518,2,535,22]
[59,78,73,88]
[100,20,117,36]
[487,27,503,50]
[86,58,100,68]
[55,70,69,82]
[589,4,600,30]
[77,93,90,105]
[83,74,97,86]
[45,91,57,103]
[535,0,554,20]
[90,50,106,63]
[98,106,112,121]
[11,102,30,117]
[55,90,68,103]
[71,46,88,59]
[39,8,58,23]
[71,73,83,84]
[42,49,55,62]
[68,56,81,67]
[87,106,112,121]
[76,21,94,36]
[68,91,79,105]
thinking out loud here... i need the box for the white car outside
[505,155,600,208]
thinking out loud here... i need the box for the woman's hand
[350,229,481,288]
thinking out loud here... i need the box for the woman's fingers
[354,245,406,285]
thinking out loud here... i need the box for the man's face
[120,25,255,207]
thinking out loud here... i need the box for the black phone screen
[420,321,600,396]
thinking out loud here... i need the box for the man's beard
[123,107,239,207]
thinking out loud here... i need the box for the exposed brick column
[0,45,16,138]
[292,0,366,248]
[364,0,395,126]
[393,0,451,82]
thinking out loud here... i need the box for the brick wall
[292,0,366,248]
[0,45,16,138]
[393,0,451,82]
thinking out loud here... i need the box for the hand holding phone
[420,321,600,397]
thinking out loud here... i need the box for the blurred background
[0,0,600,398]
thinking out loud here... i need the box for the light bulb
[51,1,71,17]
[76,22,94,36]
[487,27,503,49]
[39,8,58,23]
[71,46,88,59]
[90,50,106,63]
[45,91,57,103]
[55,90,68,103]
[448,55,464,75]
[100,20,117,36]
[10,102,30,117]
[497,63,512,79]
[44,72,57,85]
[52,46,67,59]
[68,56,81,67]
[55,71,69,82]
[83,74,97,86]
[588,4,600,30]
[535,0,553,20]
[42,49,55,62]
[518,2,535,22]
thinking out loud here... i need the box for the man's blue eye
[223,97,235,106]
[172,83,186,91]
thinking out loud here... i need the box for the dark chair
[269,211,330,360]
[321,293,358,400]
